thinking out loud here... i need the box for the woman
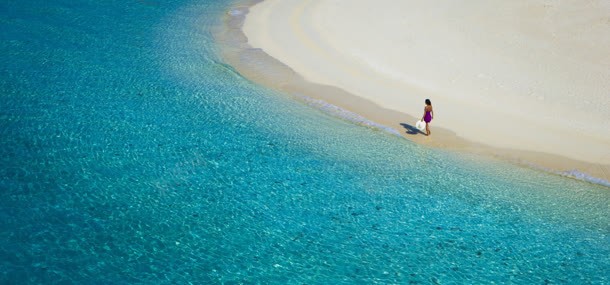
[421,99,433,136]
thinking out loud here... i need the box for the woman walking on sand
[421,99,433,136]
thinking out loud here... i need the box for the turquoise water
[1,0,609,283]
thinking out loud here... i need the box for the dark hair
[425,99,431,105]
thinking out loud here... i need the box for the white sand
[242,0,610,166]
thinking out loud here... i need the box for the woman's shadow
[400,122,425,135]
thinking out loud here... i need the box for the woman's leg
[425,123,430,136]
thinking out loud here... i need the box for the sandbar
[217,0,610,184]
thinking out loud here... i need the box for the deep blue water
[1,0,609,283]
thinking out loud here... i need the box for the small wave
[557,169,610,188]
[302,96,402,137]
[228,8,245,16]
[518,160,610,188]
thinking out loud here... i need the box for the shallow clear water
[1,0,609,283]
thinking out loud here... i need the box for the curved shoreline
[214,0,610,187]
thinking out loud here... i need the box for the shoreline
[214,1,610,187]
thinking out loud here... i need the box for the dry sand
[218,0,610,184]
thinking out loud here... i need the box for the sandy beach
[220,0,610,183]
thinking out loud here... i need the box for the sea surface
[1,0,609,283]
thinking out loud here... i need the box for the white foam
[228,8,245,16]
[558,170,610,188]
[302,96,402,137]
